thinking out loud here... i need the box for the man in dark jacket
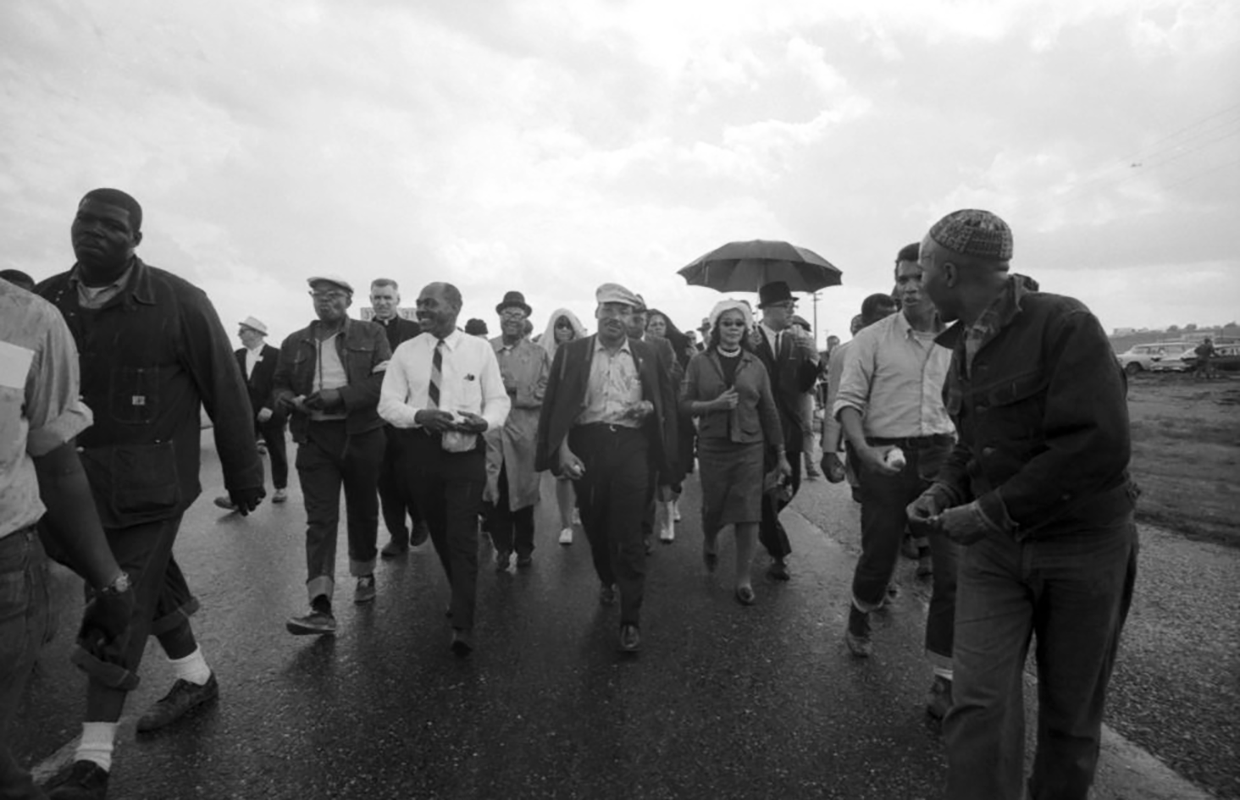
[369,278,430,556]
[38,188,264,800]
[214,316,289,509]
[752,282,819,579]
[535,283,681,653]
[274,276,391,636]
[909,209,1138,800]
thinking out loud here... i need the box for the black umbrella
[678,239,842,293]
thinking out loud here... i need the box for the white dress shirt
[244,344,264,380]
[379,328,510,432]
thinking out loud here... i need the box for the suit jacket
[752,327,818,446]
[235,344,283,423]
[535,335,681,484]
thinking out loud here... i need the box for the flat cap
[307,275,354,294]
[595,282,641,308]
[928,209,1013,261]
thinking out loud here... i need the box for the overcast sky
[3,0,1238,346]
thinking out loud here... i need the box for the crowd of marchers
[1,190,1138,800]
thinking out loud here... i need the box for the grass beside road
[1126,375,1240,548]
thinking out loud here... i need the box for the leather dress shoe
[381,539,408,558]
[618,624,641,652]
[767,559,791,581]
[410,520,431,547]
[137,673,219,732]
[45,759,109,800]
[450,629,474,656]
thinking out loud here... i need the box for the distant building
[1113,327,1137,336]
[360,307,418,322]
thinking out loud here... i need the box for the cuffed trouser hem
[349,558,376,577]
[149,596,201,636]
[70,647,141,691]
[926,649,953,672]
[852,595,883,614]
[307,575,334,603]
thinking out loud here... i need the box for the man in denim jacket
[910,209,1138,800]
[38,189,264,800]
[274,276,391,636]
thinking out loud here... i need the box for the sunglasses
[718,320,747,328]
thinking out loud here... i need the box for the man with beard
[369,278,430,557]
[833,244,958,722]
[39,189,264,800]
[378,282,509,655]
[535,284,680,653]
[275,276,390,635]
[911,210,1137,799]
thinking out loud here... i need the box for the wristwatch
[99,571,131,596]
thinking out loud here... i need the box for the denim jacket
[37,258,263,527]
[933,276,1136,539]
[681,349,783,448]
[272,318,391,443]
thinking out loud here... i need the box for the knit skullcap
[928,209,1012,261]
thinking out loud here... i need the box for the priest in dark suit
[215,316,288,508]
[535,283,681,653]
[751,282,819,580]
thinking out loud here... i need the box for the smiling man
[38,188,264,800]
[378,282,509,656]
[273,276,391,636]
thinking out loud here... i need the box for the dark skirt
[697,436,764,532]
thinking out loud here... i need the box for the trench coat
[484,337,550,510]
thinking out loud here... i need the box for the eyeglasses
[309,290,348,301]
[718,321,747,328]
[499,310,527,320]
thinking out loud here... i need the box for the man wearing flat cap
[535,283,681,653]
[214,316,290,510]
[274,275,391,636]
[38,188,264,798]
[485,291,549,571]
[910,209,1138,800]
[752,281,819,580]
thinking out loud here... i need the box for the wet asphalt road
[14,430,1230,799]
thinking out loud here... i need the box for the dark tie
[428,339,444,409]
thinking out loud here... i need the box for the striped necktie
[428,338,444,409]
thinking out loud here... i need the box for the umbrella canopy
[678,239,842,294]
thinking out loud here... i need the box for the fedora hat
[238,316,268,335]
[495,290,532,316]
[757,281,795,308]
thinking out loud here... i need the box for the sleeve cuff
[26,402,93,457]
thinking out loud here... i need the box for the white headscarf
[540,308,587,361]
[707,299,754,346]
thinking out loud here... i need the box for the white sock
[75,722,117,771]
[168,646,211,686]
[934,666,954,681]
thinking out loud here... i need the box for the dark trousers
[488,460,535,557]
[295,422,384,602]
[377,424,423,546]
[0,528,50,800]
[568,424,648,627]
[759,440,801,560]
[400,430,486,632]
[851,437,956,663]
[944,517,1138,800]
[257,416,289,490]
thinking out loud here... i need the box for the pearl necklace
[717,344,741,357]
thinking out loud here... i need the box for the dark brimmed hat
[928,209,1013,261]
[758,281,795,308]
[465,318,489,335]
[495,290,531,316]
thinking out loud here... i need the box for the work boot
[45,760,109,800]
[926,675,953,719]
[845,605,872,658]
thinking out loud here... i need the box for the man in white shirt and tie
[378,282,509,656]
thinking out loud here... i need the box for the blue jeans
[944,516,1138,800]
[0,528,52,800]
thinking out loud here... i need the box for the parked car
[1168,342,1240,373]
[1116,342,1195,375]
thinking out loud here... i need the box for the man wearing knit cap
[274,275,391,635]
[535,283,681,653]
[911,209,1138,800]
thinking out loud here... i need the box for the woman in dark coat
[680,300,789,604]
